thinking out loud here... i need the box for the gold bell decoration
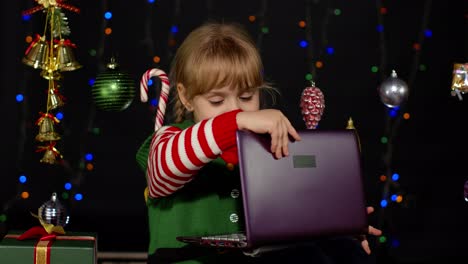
[22,34,49,70]
[346,117,361,153]
[47,82,65,110]
[36,142,62,165]
[56,39,82,71]
[21,1,81,163]
[450,63,468,101]
[35,112,61,142]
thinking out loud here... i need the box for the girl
[136,22,381,264]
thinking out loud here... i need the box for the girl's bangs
[187,48,264,96]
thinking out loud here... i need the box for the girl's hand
[236,109,301,159]
[359,206,382,254]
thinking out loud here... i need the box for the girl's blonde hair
[170,22,273,123]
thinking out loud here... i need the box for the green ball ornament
[91,58,136,111]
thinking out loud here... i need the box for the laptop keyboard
[199,233,247,248]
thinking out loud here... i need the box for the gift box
[0,230,97,264]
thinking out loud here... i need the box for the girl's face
[185,85,260,122]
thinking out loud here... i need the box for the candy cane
[140,68,171,131]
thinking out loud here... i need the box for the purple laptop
[177,129,368,249]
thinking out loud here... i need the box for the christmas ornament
[36,142,62,164]
[346,117,361,152]
[92,58,136,111]
[300,83,325,129]
[22,0,81,163]
[450,63,468,101]
[22,34,49,69]
[47,83,65,110]
[55,39,81,71]
[38,192,69,228]
[35,112,61,142]
[140,68,171,131]
[378,70,409,108]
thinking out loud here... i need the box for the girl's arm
[146,110,241,198]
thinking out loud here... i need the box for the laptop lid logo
[293,155,316,168]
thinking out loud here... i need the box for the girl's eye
[239,95,253,101]
[209,100,224,105]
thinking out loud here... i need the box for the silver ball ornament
[38,192,70,227]
[378,70,409,108]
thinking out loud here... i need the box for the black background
[1,1,467,263]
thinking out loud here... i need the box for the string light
[379,236,387,243]
[424,29,433,37]
[19,175,27,184]
[56,112,64,120]
[21,191,30,199]
[299,1,337,85]
[298,20,306,28]
[374,1,432,256]
[391,238,400,248]
[150,98,158,107]
[299,40,308,48]
[380,200,388,208]
[315,61,323,68]
[86,163,94,171]
[396,195,403,203]
[74,193,83,201]
[153,56,161,63]
[104,11,112,20]
[16,94,24,102]
[85,153,94,161]
[388,108,398,118]
[170,25,179,34]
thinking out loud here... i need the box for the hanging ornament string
[304,0,316,81]
[166,0,182,62]
[299,0,332,129]
[140,68,171,131]
[255,0,268,49]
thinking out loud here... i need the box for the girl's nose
[226,98,241,111]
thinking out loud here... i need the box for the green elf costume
[136,110,246,263]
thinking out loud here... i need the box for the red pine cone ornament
[300,84,325,129]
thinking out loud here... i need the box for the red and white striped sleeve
[146,109,241,198]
